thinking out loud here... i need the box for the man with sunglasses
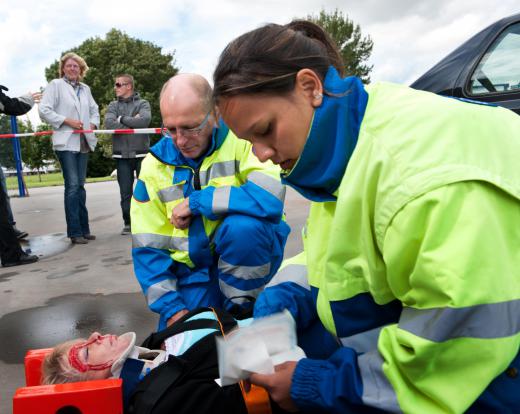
[105,74,151,235]
[131,74,290,330]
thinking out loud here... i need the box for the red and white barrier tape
[0,127,163,139]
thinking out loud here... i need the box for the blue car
[411,12,520,115]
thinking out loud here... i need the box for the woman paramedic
[212,20,520,414]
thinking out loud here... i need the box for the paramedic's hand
[167,309,189,327]
[171,198,192,229]
[250,361,299,412]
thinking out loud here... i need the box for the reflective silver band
[339,326,383,353]
[212,186,231,215]
[247,171,286,201]
[157,185,184,203]
[146,278,178,305]
[358,350,401,413]
[218,279,265,304]
[218,258,271,280]
[266,264,309,290]
[132,233,189,252]
[199,160,240,187]
[399,299,520,342]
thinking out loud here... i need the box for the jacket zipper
[193,165,202,190]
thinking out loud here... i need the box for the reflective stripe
[358,350,401,413]
[132,233,189,252]
[219,279,265,303]
[218,258,271,280]
[212,186,231,215]
[340,326,383,353]
[146,279,177,305]
[266,264,309,290]
[247,171,286,201]
[399,299,520,342]
[199,160,240,186]
[157,185,184,203]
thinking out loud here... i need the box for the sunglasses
[114,82,129,88]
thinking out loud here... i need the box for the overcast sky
[1,0,519,126]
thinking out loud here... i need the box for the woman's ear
[213,106,221,124]
[295,69,323,107]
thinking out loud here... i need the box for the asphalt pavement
[0,180,309,413]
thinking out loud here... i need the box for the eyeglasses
[114,82,129,88]
[161,111,212,138]
[68,334,114,373]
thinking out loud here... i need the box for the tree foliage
[20,122,56,181]
[44,29,179,176]
[307,9,374,83]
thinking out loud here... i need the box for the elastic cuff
[188,191,202,215]
[290,358,329,411]
[162,302,187,322]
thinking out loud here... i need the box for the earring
[314,91,323,99]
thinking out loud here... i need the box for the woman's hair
[41,340,90,385]
[213,20,344,102]
[58,52,89,80]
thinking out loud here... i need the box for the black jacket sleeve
[0,85,33,116]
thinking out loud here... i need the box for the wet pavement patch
[46,268,89,279]
[0,292,156,364]
[21,233,72,259]
[102,256,123,263]
[0,272,19,283]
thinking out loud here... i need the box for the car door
[464,21,520,114]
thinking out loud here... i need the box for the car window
[469,22,520,95]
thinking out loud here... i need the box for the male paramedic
[131,74,290,329]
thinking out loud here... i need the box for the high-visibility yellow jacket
[256,67,520,413]
[131,123,286,324]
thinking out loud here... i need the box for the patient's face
[68,332,132,379]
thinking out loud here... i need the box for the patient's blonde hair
[41,340,90,384]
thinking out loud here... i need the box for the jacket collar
[150,119,229,167]
[118,92,140,103]
[281,67,368,202]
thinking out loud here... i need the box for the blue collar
[150,120,229,167]
[281,66,368,202]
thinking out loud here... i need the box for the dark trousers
[0,185,22,264]
[116,158,142,225]
[56,151,90,238]
[0,166,15,225]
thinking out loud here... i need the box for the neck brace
[110,332,169,378]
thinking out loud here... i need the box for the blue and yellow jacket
[131,122,285,323]
[255,67,520,413]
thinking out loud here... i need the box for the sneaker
[121,225,131,235]
[2,251,39,267]
[71,237,89,244]
[13,226,29,240]
[83,234,96,240]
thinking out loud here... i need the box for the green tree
[0,114,35,169]
[44,29,179,176]
[307,9,374,83]
[20,122,55,181]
